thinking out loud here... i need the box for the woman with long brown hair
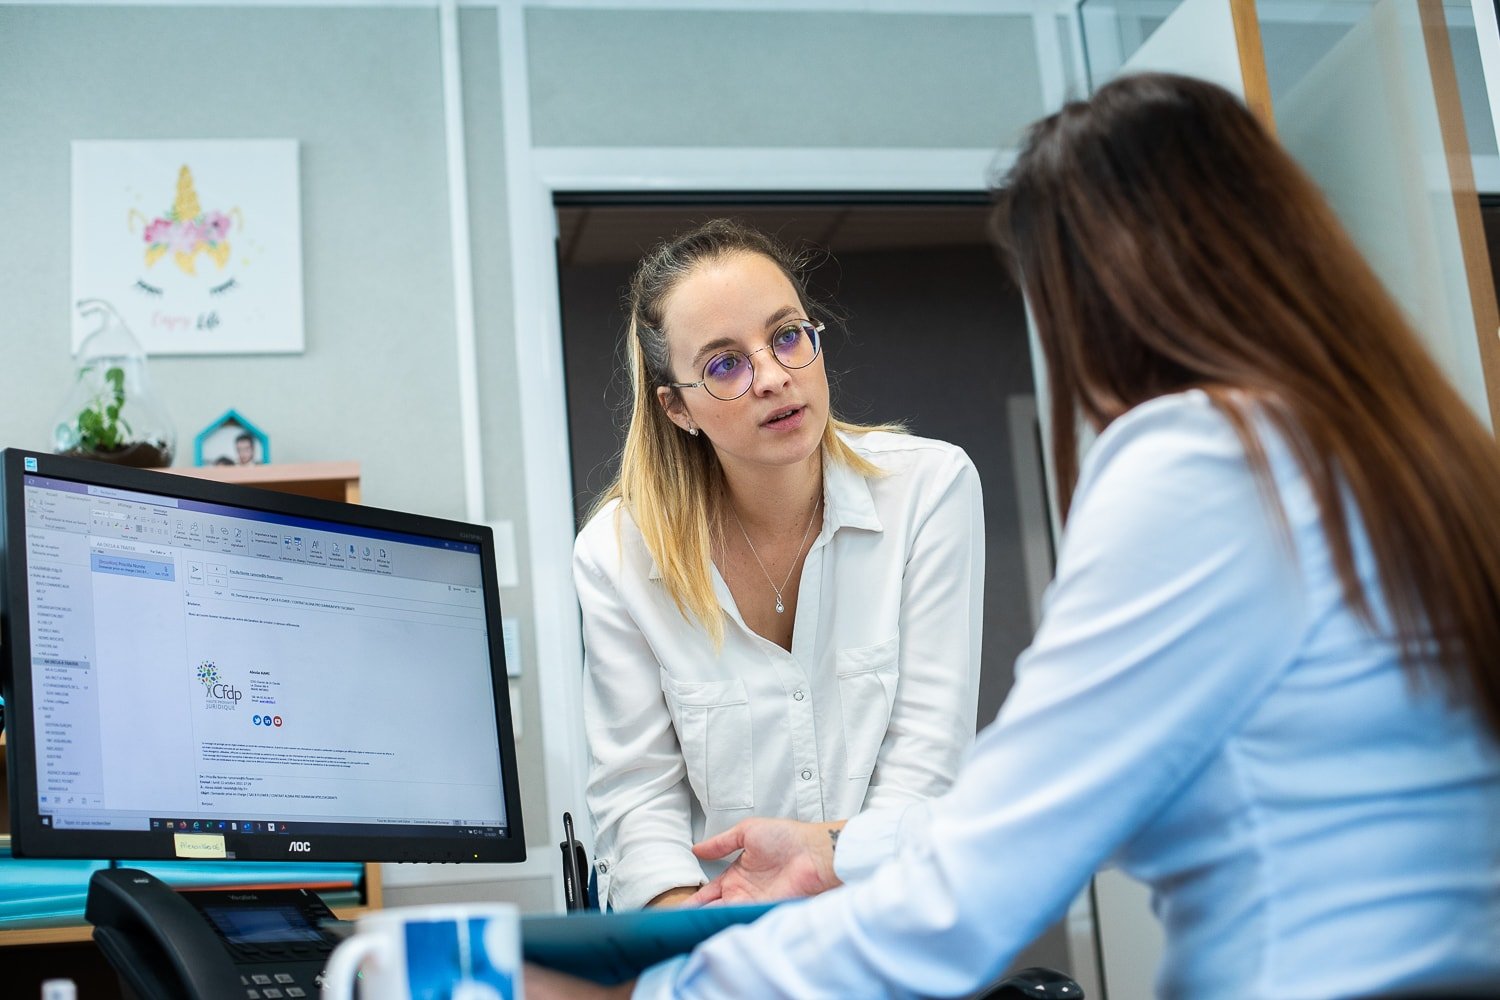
[528,72,1500,1000]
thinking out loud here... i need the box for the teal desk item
[522,902,779,984]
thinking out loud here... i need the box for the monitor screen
[0,449,524,864]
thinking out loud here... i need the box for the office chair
[974,966,1084,999]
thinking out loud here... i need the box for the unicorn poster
[71,140,304,355]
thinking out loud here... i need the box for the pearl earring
[688,427,699,437]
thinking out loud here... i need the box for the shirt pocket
[660,673,754,811]
[836,634,900,780]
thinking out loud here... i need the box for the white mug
[320,903,523,1000]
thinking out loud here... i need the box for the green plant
[73,365,132,451]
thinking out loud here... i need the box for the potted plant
[53,299,176,467]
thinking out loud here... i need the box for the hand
[687,818,845,906]
[524,963,635,1000]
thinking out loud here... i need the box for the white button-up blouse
[574,431,985,910]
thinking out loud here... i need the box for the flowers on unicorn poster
[71,140,304,355]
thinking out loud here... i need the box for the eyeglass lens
[701,321,821,400]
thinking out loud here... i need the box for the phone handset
[84,867,245,1000]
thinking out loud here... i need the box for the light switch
[508,680,522,739]
[488,520,519,587]
[502,617,522,677]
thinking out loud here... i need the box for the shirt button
[792,690,805,701]
[801,769,813,780]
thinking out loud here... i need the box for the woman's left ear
[656,385,697,436]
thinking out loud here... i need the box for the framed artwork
[71,139,304,356]
[195,410,270,467]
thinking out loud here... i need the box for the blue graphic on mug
[404,917,517,1000]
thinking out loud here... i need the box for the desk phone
[86,868,345,1000]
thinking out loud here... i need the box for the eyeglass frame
[665,319,825,401]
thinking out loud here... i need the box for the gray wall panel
[527,9,1040,148]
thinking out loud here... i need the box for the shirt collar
[821,445,883,535]
[644,444,884,581]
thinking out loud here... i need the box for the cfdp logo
[198,660,242,708]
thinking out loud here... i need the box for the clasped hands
[683,817,846,906]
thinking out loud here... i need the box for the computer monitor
[0,448,524,864]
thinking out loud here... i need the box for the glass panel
[1270,0,1499,428]
[1444,5,1500,160]
[1078,0,1185,84]
[1081,0,1255,104]
[1078,0,1500,426]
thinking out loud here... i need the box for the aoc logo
[288,841,312,853]
[197,660,243,709]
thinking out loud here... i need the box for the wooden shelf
[0,923,92,947]
[160,460,361,504]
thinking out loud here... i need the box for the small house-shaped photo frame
[194,409,270,467]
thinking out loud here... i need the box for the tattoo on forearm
[828,828,840,849]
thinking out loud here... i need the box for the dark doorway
[557,195,1050,712]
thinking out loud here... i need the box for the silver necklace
[731,496,821,615]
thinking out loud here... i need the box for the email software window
[23,476,508,838]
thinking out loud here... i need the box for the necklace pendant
[775,596,785,614]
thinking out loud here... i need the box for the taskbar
[150,818,509,839]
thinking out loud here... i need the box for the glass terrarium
[52,299,176,467]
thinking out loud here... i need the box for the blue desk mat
[522,902,779,984]
[0,843,364,929]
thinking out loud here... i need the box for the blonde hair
[589,219,900,645]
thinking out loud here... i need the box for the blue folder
[521,902,779,984]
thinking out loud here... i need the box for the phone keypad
[240,966,319,999]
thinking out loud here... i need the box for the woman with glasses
[574,218,984,911]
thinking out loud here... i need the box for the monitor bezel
[1,448,526,864]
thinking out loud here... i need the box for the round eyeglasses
[668,320,824,401]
